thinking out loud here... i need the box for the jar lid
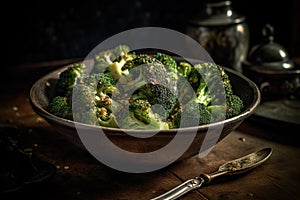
[246,24,294,71]
[189,1,245,26]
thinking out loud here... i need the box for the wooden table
[1,59,299,200]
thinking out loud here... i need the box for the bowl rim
[29,62,261,135]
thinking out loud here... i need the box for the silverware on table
[151,147,273,200]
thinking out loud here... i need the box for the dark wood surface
[0,60,299,200]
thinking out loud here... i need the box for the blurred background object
[242,24,299,101]
[242,23,300,128]
[186,0,249,72]
[1,0,299,68]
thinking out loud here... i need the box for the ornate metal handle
[150,177,205,200]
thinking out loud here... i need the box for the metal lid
[189,1,246,26]
[246,24,294,71]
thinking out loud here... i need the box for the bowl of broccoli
[29,45,261,166]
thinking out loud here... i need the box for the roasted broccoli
[69,83,117,127]
[71,84,99,125]
[153,52,180,81]
[104,53,134,79]
[57,63,86,95]
[97,107,119,128]
[49,65,121,127]
[177,61,192,78]
[96,73,118,96]
[167,101,211,128]
[47,96,73,120]
[117,54,178,119]
[118,54,164,90]
[72,77,119,128]
[226,94,244,117]
[208,94,244,119]
[48,45,244,130]
[192,63,228,105]
[122,53,156,71]
[185,101,211,126]
[92,45,130,74]
[189,62,243,120]
[77,73,102,88]
[168,62,243,127]
[77,72,118,96]
[133,84,177,119]
[118,99,169,130]
[153,52,177,70]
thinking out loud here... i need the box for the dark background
[2,0,300,67]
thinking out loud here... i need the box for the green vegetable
[97,107,119,128]
[47,45,244,130]
[153,52,177,70]
[226,94,244,118]
[168,101,211,128]
[57,63,86,96]
[187,62,243,122]
[192,63,229,106]
[153,52,179,81]
[184,101,211,126]
[177,61,192,78]
[96,73,118,96]
[47,96,73,120]
[92,45,130,74]
[118,54,178,119]
[118,99,169,130]
[71,84,99,125]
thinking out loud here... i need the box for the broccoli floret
[78,72,118,97]
[166,106,182,129]
[97,73,118,96]
[122,53,156,71]
[129,99,153,124]
[185,101,211,126]
[92,45,130,74]
[47,96,73,120]
[106,53,136,79]
[207,105,227,122]
[95,92,112,111]
[120,54,163,88]
[107,53,168,80]
[177,61,192,78]
[134,84,177,119]
[97,107,119,128]
[117,99,169,130]
[168,101,211,128]
[192,62,233,106]
[153,52,177,69]
[111,53,177,87]
[71,84,99,125]
[194,78,212,106]
[113,45,131,58]
[57,63,86,95]
[77,73,102,88]
[226,94,244,118]
[70,69,122,127]
[114,54,178,119]
[187,67,201,89]
[153,52,180,81]
[107,61,125,80]
[189,62,243,120]
[205,95,243,122]
[75,73,115,116]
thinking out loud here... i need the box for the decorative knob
[262,24,274,42]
